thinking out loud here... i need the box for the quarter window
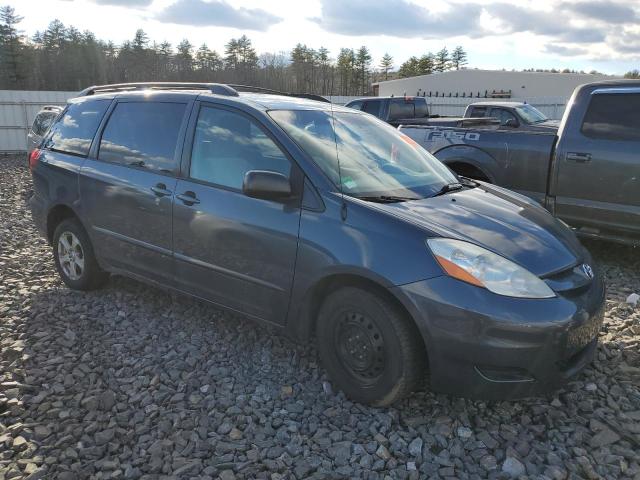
[189,106,291,190]
[98,102,186,173]
[44,100,110,156]
[581,93,640,141]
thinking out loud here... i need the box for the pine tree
[355,46,372,95]
[0,6,25,87]
[417,53,434,75]
[434,47,450,72]
[451,46,467,70]
[379,53,393,80]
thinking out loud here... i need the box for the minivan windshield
[515,104,548,124]
[269,110,458,199]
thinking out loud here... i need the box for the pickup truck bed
[400,126,556,205]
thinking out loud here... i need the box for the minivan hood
[365,186,583,277]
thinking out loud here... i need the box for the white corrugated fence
[0,90,569,152]
[0,90,76,152]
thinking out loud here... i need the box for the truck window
[389,100,415,119]
[43,100,110,157]
[347,100,363,111]
[414,100,428,118]
[362,100,382,117]
[581,93,640,141]
[98,102,187,173]
[490,108,518,127]
[469,106,487,117]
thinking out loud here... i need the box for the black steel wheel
[317,286,425,406]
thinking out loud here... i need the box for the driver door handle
[176,191,200,205]
[566,152,592,163]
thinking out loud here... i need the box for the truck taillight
[29,148,42,172]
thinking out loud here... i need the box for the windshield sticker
[342,177,357,189]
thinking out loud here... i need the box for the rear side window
[189,106,291,190]
[347,100,363,110]
[389,100,415,119]
[581,93,640,141]
[98,102,186,173]
[44,100,110,156]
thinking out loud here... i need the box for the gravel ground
[1,153,639,480]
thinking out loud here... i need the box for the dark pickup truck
[345,96,497,128]
[399,80,640,246]
[463,101,560,132]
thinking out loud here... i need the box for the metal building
[373,69,618,99]
[0,90,76,152]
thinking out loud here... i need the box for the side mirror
[504,118,518,128]
[243,170,292,201]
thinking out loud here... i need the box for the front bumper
[394,268,605,400]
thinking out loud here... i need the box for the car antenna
[328,96,347,221]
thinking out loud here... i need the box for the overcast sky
[7,0,640,75]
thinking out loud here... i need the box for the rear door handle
[151,183,172,196]
[176,191,200,205]
[566,152,592,163]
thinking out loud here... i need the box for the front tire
[53,218,108,290]
[316,287,425,406]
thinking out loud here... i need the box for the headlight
[427,238,555,299]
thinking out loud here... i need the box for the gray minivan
[29,83,605,405]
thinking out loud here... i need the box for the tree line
[0,5,474,95]
[396,46,467,78]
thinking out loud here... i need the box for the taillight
[29,148,41,172]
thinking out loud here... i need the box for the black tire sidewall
[317,288,409,405]
[52,219,104,290]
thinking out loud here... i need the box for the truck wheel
[53,218,108,290]
[316,287,425,406]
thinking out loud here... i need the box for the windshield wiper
[430,182,464,197]
[356,195,420,203]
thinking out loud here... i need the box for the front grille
[543,262,594,295]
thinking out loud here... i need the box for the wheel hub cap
[336,312,385,381]
[57,231,85,281]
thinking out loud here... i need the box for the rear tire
[53,218,108,291]
[316,287,425,406]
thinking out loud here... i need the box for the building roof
[372,68,616,86]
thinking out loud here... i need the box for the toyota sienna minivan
[29,83,605,405]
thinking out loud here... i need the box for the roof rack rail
[228,84,331,103]
[77,82,331,103]
[77,82,239,97]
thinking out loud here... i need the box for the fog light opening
[475,366,535,383]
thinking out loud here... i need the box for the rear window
[32,112,58,136]
[469,106,487,117]
[581,93,640,141]
[362,100,382,117]
[389,100,415,119]
[44,100,110,156]
[98,102,187,174]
